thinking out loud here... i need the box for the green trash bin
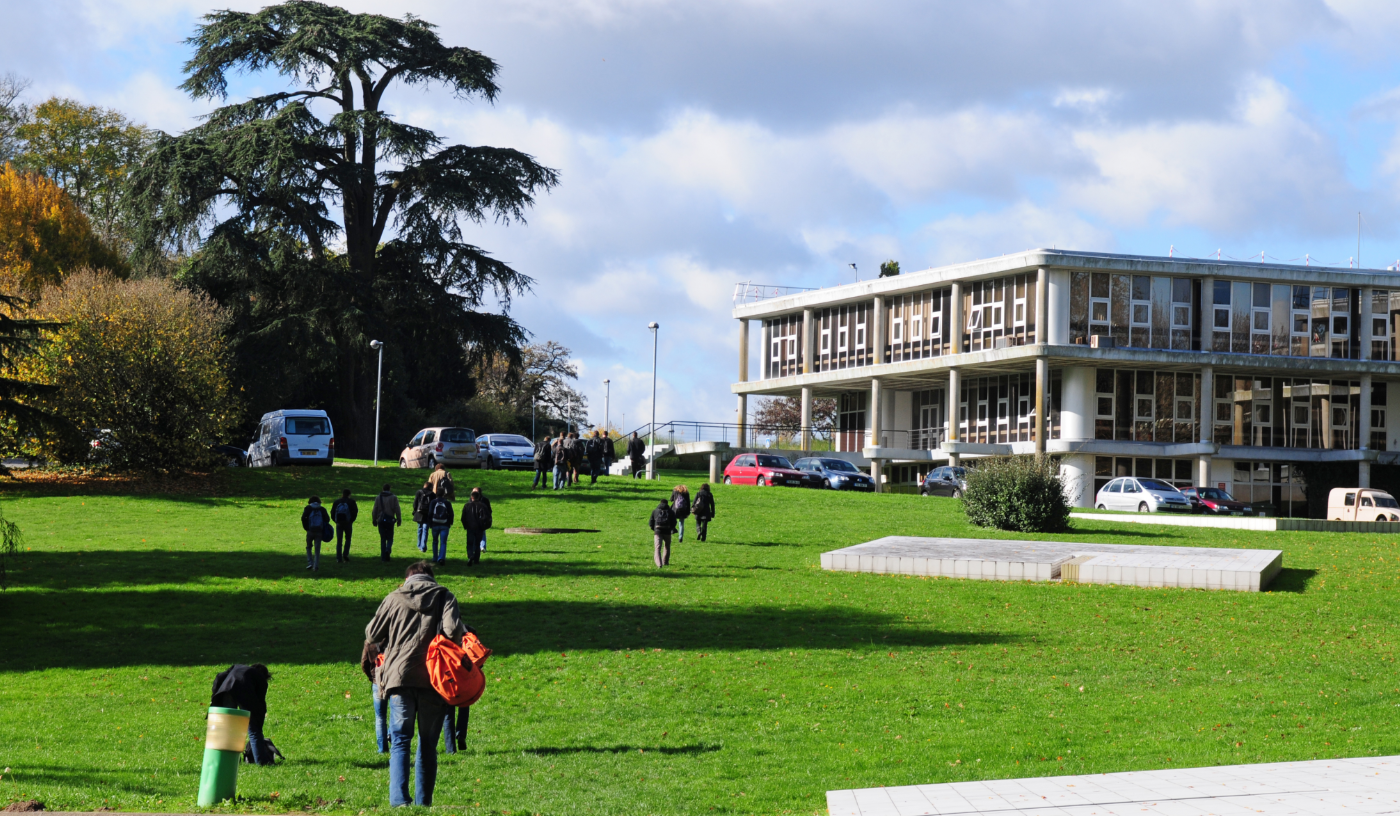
[198,706,250,806]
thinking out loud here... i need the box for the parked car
[477,433,535,470]
[211,443,248,467]
[88,428,118,464]
[398,426,479,469]
[1179,487,1252,515]
[1327,487,1400,522]
[1094,477,1192,513]
[921,466,969,497]
[722,453,811,487]
[248,410,335,467]
[793,457,874,491]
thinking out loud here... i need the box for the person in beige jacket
[364,561,464,807]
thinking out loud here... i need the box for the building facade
[731,250,1400,514]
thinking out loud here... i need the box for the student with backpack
[372,484,402,561]
[669,485,691,542]
[648,497,677,568]
[587,432,605,484]
[692,483,716,542]
[427,488,454,565]
[412,482,433,553]
[460,488,492,566]
[331,489,359,563]
[301,496,330,571]
[428,463,455,500]
[552,431,569,490]
[532,437,550,489]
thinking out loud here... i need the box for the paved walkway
[828,755,1400,815]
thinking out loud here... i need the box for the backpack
[654,504,676,532]
[307,506,325,528]
[333,500,350,524]
[426,630,492,707]
[465,500,492,531]
[430,498,451,526]
[671,493,689,518]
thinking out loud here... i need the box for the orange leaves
[0,163,122,293]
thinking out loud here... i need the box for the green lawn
[1,467,1398,815]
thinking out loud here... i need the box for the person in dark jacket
[552,431,569,490]
[532,437,550,489]
[568,432,584,485]
[301,496,329,571]
[648,499,677,568]
[627,432,647,479]
[411,482,432,554]
[426,487,454,565]
[211,663,274,764]
[587,431,604,484]
[372,484,402,561]
[692,483,716,542]
[670,484,691,542]
[460,488,492,566]
[331,489,359,563]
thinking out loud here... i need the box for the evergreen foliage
[961,455,1072,532]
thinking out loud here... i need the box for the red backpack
[426,630,492,707]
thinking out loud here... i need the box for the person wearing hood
[372,484,402,561]
[300,495,329,571]
[364,561,465,807]
[411,482,433,554]
[460,488,492,566]
[692,483,716,542]
[648,497,677,568]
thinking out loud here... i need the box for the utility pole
[603,379,611,436]
[369,340,383,466]
[648,322,659,480]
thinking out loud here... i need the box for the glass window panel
[1132,304,1149,324]
[1214,280,1232,304]
[1095,369,1114,393]
[1254,311,1270,331]
[1098,397,1114,416]
[1293,285,1310,309]
[1091,272,1110,299]
[1253,282,1270,308]
[1132,275,1150,300]
[1173,306,1190,327]
[1092,302,1108,321]
[1172,278,1191,303]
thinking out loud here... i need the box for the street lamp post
[369,340,384,466]
[603,379,610,435]
[648,322,659,481]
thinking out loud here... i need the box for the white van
[248,410,335,467]
[1327,487,1400,522]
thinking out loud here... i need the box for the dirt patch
[3,800,45,812]
[2,467,226,496]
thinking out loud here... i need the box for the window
[1130,275,1151,327]
[911,311,922,341]
[286,417,329,435]
[1213,279,1231,329]
[929,312,941,341]
[855,318,866,349]
[892,316,903,343]
[422,431,436,445]
[441,428,476,443]
[409,432,424,447]
[1171,278,1191,328]
[968,308,983,331]
[1090,272,1110,336]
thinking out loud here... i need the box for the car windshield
[1138,479,1179,493]
[821,459,859,472]
[1199,488,1232,501]
[950,468,967,477]
[492,435,531,447]
[285,417,328,435]
[1375,495,1400,508]
[757,455,793,469]
[440,428,475,443]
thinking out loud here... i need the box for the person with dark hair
[412,481,432,553]
[567,431,584,486]
[551,431,569,490]
[692,483,716,542]
[211,663,274,764]
[427,486,453,565]
[364,561,465,807]
[648,497,677,568]
[460,488,492,567]
[587,431,604,484]
[372,484,401,561]
[627,432,647,479]
[331,489,359,562]
[301,496,328,571]
[532,436,550,489]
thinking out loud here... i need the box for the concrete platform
[828,755,1400,815]
[820,536,1282,591]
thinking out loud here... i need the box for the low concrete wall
[1070,511,1400,534]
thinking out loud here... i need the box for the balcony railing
[733,282,817,307]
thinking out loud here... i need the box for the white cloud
[915,203,1117,268]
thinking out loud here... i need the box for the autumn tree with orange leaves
[0,163,125,294]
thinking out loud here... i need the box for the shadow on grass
[1267,568,1319,593]
[500,744,722,756]
[0,587,1018,671]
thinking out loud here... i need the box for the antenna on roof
[849,262,857,283]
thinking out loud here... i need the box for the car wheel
[428,456,437,470]
[1380,515,1388,523]
[1138,502,1149,513]
[1096,504,1106,510]
[825,479,833,490]
[952,489,963,499]
[757,476,767,487]
[399,458,408,468]
[723,476,732,485]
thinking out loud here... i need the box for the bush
[13,269,239,470]
[960,455,1071,533]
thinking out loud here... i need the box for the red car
[723,453,810,487]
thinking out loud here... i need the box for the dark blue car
[793,457,875,491]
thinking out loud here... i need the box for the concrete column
[1035,267,1049,345]
[736,393,747,448]
[951,282,964,354]
[738,319,750,382]
[1060,453,1094,508]
[1320,393,1333,450]
[870,377,883,492]
[800,386,813,451]
[1201,276,1215,350]
[1198,365,1213,487]
[1233,398,1244,446]
[947,368,961,467]
[1360,460,1372,488]
[709,452,720,484]
[1060,366,1092,440]
[872,295,886,365]
[1034,356,1048,457]
[1362,288,1374,361]
[1361,374,1373,450]
[1047,269,1070,345]
[802,308,815,373]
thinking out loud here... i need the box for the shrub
[960,455,1071,533]
[14,269,239,470]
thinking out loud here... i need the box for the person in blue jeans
[411,482,432,554]
[426,489,453,564]
[211,663,275,764]
[364,561,464,807]
[442,706,469,753]
[361,642,388,752]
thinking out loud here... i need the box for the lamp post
[648,322,659,480]
[603,379,611,435]
[369,340,384,466]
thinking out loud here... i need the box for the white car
[1095,477,1192,513]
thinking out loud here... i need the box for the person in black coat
[692,483,716,542]
[301,496,329,571]
[460,488,492,566]
[627,432,647,479]
[587,432,605,484]
[648,499,676,567]
[669,484,691,542]
[211,663,274,764]
[331,489,359,563]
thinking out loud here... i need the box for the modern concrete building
[731,249,1400,514]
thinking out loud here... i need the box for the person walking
[461,488,492,566]
[427,487,454,565]
[360,642,388,753]
[532,436,550,489]
[331,489,359,563]
[648,497,677,568]
[211,663,275,765]
[692,483,716,542]
[427,463,455,501]
[670,484,691,542]
[412,482,432,553]
[372,483,402,562]
[587,431,604,484]
[301,495,329,571]
[602,430,616,472]
[364,561,464,807]
[627,432,647,479]
[552,431,569,490]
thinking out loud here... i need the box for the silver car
[477,433,536,470]
[1095,477,1192,513]
[398,427,479,469]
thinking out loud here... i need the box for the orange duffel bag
[426,629,492,707]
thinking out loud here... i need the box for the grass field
[2,466,1399,815]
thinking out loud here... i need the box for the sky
[10,0,1400,432]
